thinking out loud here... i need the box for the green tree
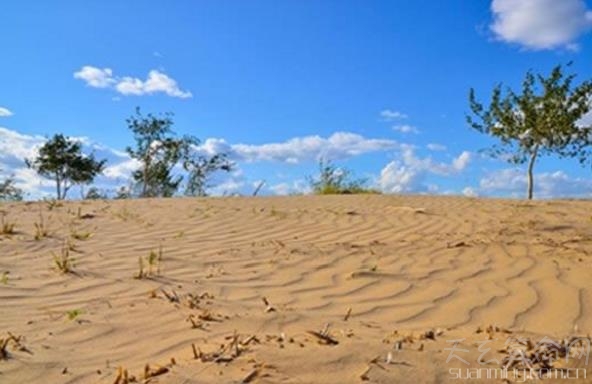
[467,64,592,199]
[84,186,107,200]
[183,153,233,197]
[126,107,233,198]
[26,134,106,200]
[0,170,23,201]
[125,108,195,198]
[308,159,373,194]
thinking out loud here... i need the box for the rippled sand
[1,195,592,383]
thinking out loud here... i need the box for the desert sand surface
[1,195,592,383]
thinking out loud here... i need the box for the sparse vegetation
[84,186,108,200]
[0,212,16,235]
[70,228,93,241]
[0,170,23,201]
[65,309,83,320]
[53,241,75,273]
[308,159,379,195]
[135,245,163,279]
[44,198,63,211]
[33,210,49,240]
[1,272,9,285]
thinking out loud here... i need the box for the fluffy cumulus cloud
[378,147,472,193]
[0,107,13,117]
[74,66,192,99]
[479,168,592,198]
[196,132,399,164]
[490,0,592,50]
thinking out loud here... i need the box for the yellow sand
[1,195,591,383]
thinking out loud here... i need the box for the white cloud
[452,151,471,171]
[379,147,471,193]
[197,132,399,164]
[392,124,420,134]
[427,143,447,151]
[102,158,141,180]
[0,127,45,162]
[0,127,135,198]
[380,109,408,121]
[268,180,310,195]
[74,66,116,88]
[462,187,478,197]
[490,0,592,50]
[74,66,192,99]
[479,168,592,198]
[580,109,592,127]
[0,107,14,117]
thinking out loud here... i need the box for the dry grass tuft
[53,241,75,273]
[33,210,49,240]
[135,245,163,279]
[0,211,16,235]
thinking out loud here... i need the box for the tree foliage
[467,64,592,199]
[0,171,23,201]
[84,186,108,200]
[308,159,376,195]
[126,107,233,198]
[183,153,233,197]
[26,134,106,200]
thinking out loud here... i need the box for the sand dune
[1,195,592,383]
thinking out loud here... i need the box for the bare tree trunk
[526,145,539,200]
[56,174,62,200]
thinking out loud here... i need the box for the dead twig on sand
[262,297,276,313]
[161,289,180,303]
[143,364,169,380]
[307,323,338,345]
[241,368,259,383]
[344,307,352,321]
[0,332,26,359]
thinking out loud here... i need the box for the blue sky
[1,0,592,198]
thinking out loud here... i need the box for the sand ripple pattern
[1,196,592,383]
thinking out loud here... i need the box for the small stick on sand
[161,289,180,303]
[307,330,339,345]
[187,314,204,329]
[241,368,259,383]
[360,365,371,381]
[240,335,260,346]
[113,366,123,384]
[262,297,276,312]
[344,307,352,321]
[191,343,200,360]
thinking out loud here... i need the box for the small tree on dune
[467,63,592,200]
[26,134,106,200]
[183,153,234,197]
[308,158,372,194]
[126,107,195,198]
[0,170,23,201]
[125,107,233,198]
